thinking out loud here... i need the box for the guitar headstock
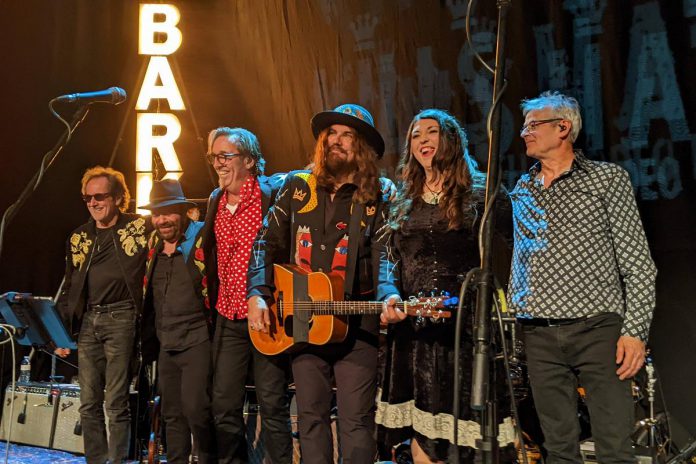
[401,295,457,319]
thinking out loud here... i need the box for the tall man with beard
[247,104,398,464]
[202,127,292,464]
[141,179,215,463]
[56,166,151,463]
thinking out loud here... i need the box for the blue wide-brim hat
[140,179,197,210]
[311,103,385,157]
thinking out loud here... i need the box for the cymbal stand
[633,354,670,462]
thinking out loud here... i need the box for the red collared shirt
[214,177,262,320]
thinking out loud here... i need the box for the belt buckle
[546,318,563,327]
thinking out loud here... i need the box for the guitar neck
[290,300,384,315]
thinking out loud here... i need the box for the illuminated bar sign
[136,3,184,213]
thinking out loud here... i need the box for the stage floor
[0,441,86,464]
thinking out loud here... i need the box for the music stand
[0,292,76,351]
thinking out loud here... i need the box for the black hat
[141,179,196,210]
[310,103,385,157]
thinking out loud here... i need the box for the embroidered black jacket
[247,170,400,337]
[57,213,152,336]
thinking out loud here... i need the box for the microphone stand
[0,103,90,259]
[469,1,511,463]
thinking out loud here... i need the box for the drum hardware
[632,353,672,462]
[665,439,696,464]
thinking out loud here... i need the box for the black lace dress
[376,197,514,462]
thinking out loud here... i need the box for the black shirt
[87,226,131,305]
[152,250,209,351]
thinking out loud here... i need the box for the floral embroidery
[194,237,209,309]
[118,218,147,257]
[70,232,92,271]
[193,237,205,273]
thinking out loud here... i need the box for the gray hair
[207,127,266,176]
[520,90,582,143]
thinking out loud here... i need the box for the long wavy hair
[311,128,381,204]
[390,109,485,230]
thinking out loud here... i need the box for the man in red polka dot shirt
[201,127,291,463]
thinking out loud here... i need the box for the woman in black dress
[377,109,514,463]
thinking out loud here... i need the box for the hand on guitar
[247,296,271,334]
[380,294,405,324]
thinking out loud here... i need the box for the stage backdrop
[1,0,694,447]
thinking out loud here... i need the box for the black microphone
[56,87,127,105]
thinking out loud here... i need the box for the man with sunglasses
[56,166,152,463]
[201,127,291,463]
[508,91,657,463]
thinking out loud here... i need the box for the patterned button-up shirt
[507,151,657,340]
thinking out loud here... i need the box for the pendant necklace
[423,183,442,205]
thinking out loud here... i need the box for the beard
[155,221,182,242]
[324,145,358,178]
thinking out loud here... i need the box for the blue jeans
[78,305,137,464]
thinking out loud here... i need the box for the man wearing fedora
[247,104,399,463]
[56,166,151,463]
[202,127,291,464]
[141,178,215,463]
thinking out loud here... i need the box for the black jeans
[522,313,635,464]
[291,337,378,464]
[159,340,216,464]
[78,306,136,464]
[212,317,292,464]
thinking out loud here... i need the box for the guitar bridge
[277,291,284,325]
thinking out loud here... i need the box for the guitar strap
[343,200,364,300]
[292,270,310,343]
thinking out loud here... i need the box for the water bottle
[19,356,31,383]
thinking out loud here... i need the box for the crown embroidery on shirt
[293,188,307,202]
[366,206,376,216]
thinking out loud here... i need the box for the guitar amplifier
[0,382,60,447]
[52,385,84,453]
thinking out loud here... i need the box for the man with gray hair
[507,91,657,463]
[201,127,291,463]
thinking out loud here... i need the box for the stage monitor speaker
[52,385,84,454]
[0,382,60,448]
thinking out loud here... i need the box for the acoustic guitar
[250,264,455,355]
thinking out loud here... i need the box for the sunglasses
[82,193,112,203]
